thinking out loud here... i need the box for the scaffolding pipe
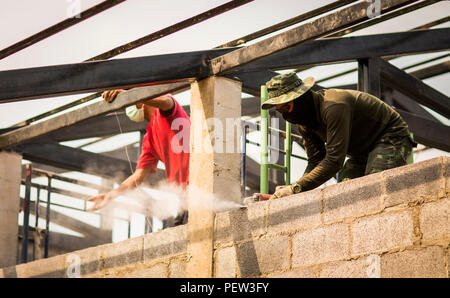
[21,164,32,263]
[260,86,269,194]
[44,176,51,258]
[285,122,292,185]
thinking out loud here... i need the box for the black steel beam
[396,109,450,152]
[14,59,446,143]
[358,58,381,99]
[2,28,448,104]
[0,49,233,103]
[210,0,417,74]
[217,0,358,48]
[0,82,188,148]
[87,0,253,61]
[409,60,450,79]
[228,28,450,73]
[13,97,262,145]
[331,58,450,91]
[385,89,440,122]
[378,58,450,118]
[0,0,126,60]
[328,0,438,38]
[43,112,147,142]
[14,143,136,181]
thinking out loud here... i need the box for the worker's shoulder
[319,88,359,108]
[321,88,360,101]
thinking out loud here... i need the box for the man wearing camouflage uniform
[262,72,415,199]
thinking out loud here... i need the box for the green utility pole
[260,85,292,194]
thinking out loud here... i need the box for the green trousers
[337,135,414,182]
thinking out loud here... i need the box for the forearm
[106,168,150,198]
[141,94,173,110]
[296,157,342,191]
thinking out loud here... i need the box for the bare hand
[269,185,293,200]
[102,89,125,103]
[87,193,113,211]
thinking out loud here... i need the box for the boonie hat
[261,72,315,110]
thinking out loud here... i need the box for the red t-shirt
[136,95,190,188]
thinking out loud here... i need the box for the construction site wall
[1,156,448,278]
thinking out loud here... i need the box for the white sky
[1,0,449,243]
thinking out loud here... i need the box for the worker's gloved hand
[102,89,125,103]
[269,185,294,200]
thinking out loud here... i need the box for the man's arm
[141,94,174,111]
[270,126,325,199]
[87,167,154,211]
[298,125,326,174]
[102,89,174,111]
[295,103,351,192]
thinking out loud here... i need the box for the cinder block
[143,225,186,262]
[169,258,187,278]
[237,236,290,276]
[215,246,237,278]
[100,235,144,270]
[351,211,413,256]
[381,246,446,277]
[420,198,450,242]
[22,254,66,277]
[383,157,444,208]
[125,263,168,278]
[267,189,321,234]
[323,172,382,223]
[292,224,348,267]
[0,264,23,278]
[444,157,450,194]
[319,258,371,278]
[268,268,316,278]
[215,201,266,244]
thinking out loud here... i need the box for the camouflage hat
[261,72,315,110]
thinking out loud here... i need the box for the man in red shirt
[87,89,190,225]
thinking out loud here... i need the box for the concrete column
[186,76,242,277]
[0,151,22,268]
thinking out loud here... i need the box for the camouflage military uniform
[337,134,413,182]
[296,89,415,190]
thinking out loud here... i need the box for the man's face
[275,101,294,113]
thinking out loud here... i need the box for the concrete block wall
[0,225,188,278]
[214,156,449,278]
[1,156,448,278]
